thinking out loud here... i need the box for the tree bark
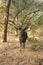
[3,0,11,42]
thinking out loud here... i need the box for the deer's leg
[23,43,25,48]
[20,42,22,48]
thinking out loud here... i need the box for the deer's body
[19,30,27,48]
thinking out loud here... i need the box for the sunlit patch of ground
[0,32,43,65]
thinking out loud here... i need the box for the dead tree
[3,0,11,42]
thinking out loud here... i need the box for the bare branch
[22,9,40,25]
[21,9,40,30]
[8,9,40,30]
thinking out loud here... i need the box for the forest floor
[0,32,43,65]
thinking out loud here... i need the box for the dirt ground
[0,32,43,65]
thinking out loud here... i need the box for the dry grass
[0,32,43,65]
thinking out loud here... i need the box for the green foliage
[28,38,39,43]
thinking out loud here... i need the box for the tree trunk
[3,0,11,42]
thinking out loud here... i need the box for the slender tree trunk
[3,0,11,42]
[15,16,18,36]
